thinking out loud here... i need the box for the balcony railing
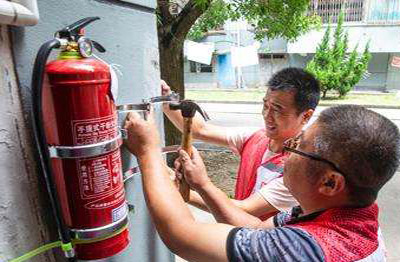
[309,0,400,25]
[365,0,400,24]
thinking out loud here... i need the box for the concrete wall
[8,0,174,261]
[184,58,218,88]
[289,53,390,91]
[0,25,56,262]
[288,25,400,54]
[242,65,260,88]
[356,53,389,91]
[387,53,400,90]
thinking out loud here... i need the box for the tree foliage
[188,0,320,41]
[236,0,321,41]
[188,0,233,40]
[306,12,372,98]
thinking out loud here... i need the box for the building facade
[185,0,400,91]
[1,1,173,261]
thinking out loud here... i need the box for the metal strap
[142,92,180,104]
[116,92,180,111]
[116,103,150,112]
[123,145,180,182]
[48,133,122,159]
[71,210,129,240]
[123,166,141,182]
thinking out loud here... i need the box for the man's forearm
[137,149,195,251]
[163,104,230,146]
[163,104,207,138]
[196,183,262,228]
[137,150,233,262]
[163,104,186,133]
[189,190,210,212]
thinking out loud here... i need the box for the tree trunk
[159,41,185,149]
[156,0,212,164]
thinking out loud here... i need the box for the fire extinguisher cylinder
[31,17,130,260]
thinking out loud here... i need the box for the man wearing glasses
[124,104,398,261]
[162,67,320,220]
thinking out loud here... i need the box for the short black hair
[311,105,400,206]
[268,67,320,113]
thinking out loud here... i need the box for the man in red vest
[162,67,320,218]
[124,105,398,261]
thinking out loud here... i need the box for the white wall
[288,25,400,54]
[0,25,55,261]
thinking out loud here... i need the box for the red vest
[234,129,286,200]
[290,204,382,262]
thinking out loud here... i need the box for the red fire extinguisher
[31,17,129,260]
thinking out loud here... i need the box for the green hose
[8,225,129,262]
[9,241,61,262]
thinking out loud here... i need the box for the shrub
[306,12,371,98]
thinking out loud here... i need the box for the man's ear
[302,109,314,125]
[318,172,346,196]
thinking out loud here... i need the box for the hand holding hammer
[169,100,210,202]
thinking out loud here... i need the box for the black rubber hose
[31,39,74,255]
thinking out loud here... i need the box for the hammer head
[169,100,210,120]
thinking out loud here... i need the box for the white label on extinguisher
[78,150,123,200]
[112,203,128,222]
[72,115,118,145]
[110,65,119,102]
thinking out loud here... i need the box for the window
[258,54,286,59]
[309,0,364,23]
[189,61,214,73]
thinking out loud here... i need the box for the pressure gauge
[78,37,93,58]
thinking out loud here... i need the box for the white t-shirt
[226,128,299,212]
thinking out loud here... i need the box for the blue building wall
[217,54,235,87]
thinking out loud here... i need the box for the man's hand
[176,147,211,191]
[161,80,171,96]
[123,108,161,157]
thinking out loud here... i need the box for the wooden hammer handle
[180,117,193,202]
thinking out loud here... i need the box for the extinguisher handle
[57,17,100,41]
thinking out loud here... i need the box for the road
[196,102,400,262]
[199,102,400,129]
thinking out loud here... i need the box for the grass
[186,89,400,107]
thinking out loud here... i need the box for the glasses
[283,144,347,176]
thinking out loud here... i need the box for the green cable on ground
[8,225,129,262]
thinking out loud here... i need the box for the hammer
[169,100,210,202]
